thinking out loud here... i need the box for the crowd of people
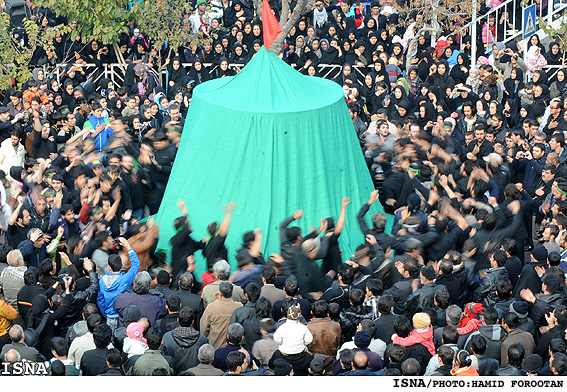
[0,0,566,378]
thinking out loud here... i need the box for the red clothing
[452,366,479,376]
[457,318,482,335]
[392,327,435,355]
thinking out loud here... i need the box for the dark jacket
[529,293,564,329]
[357,203,406,252]
[155,313,180,336]
[476,354,499,376]
[213,343,258,372]
[161,327,208,375]
[17,240,47,269]
[229,301,256,325]
[173,289,204,331]
[113,290,167,327]
[16,283,45,323]
[339,306,375,344]
[473,266,509,307]
[373,313,398,345]
[80,347,109,376]
[383,276,414,315]
[404,282,448,317]
[496,366,526,376]
[52,270,99,337]
[465,324,506,362]
[170,218,204,282]
[435,274,461,305]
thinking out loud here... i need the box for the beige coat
[200,297,242,350]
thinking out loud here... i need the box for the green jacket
[126,350,174,376]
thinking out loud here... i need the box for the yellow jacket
[0,300,17,336]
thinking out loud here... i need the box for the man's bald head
[8,325,23,343]
[5,349,20,363]
[353,350,369,370]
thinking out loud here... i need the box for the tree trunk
[270,0,308,55]
[253,0,262,19]
[280,0,290,28]
[113,43,127,74]
[405,26,440,72]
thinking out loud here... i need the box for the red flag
[262,0,282,51]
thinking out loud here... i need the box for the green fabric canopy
[154,47,390,279]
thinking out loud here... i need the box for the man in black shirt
[202,202,236,270]
[80,323,113,376]
[7,194,31,249]
[170,199,204,284]
[120,154,144,220]
[320,197,350,275]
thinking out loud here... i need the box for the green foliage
[34,0,134,44]
[131,0,216,69]
[0,14,70,90]
[539,20,567,65]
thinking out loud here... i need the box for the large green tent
[154,48,390,278]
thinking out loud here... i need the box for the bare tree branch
[280,0,290,29]
[405,26,440,72]
[270,0,308,55]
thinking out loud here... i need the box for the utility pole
[471,0,477,68]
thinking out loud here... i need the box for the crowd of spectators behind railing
[0,0,566,377]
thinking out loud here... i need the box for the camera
[58,273,72,285]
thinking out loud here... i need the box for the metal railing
[45,60,563,93]
[449,0,567,46]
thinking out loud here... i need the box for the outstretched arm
[8,195,25,226]
[249,228,263,258]
[177,199,188,217]
[104,187,122,222]
[280,209,303,244]
[218,202,237,237]
[334,197,350,235]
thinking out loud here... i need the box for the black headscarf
[503,66,525,105]
[61,80,76,110]
[167,56,188,85]
[519,103,536,121]
[532,70,548,86]
[187,60,209,85]
[339,40,357,65]
[391,100,412,122]
[450,52,470,85]
[554,69,567,96]
[504,98,520,128]
[320,39,339,64]
[417,101,437,128]
[545,42,563,67]
[371,58,389,85]
[391,85,408,106]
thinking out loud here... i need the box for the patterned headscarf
[287,303,301,321]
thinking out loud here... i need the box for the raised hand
[118,237,132,250]
[368,190,379,205]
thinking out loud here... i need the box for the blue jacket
[17,240,47,268]
[97,249,140,318]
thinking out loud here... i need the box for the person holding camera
[494,47,527,81]
[27,277,73,358]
